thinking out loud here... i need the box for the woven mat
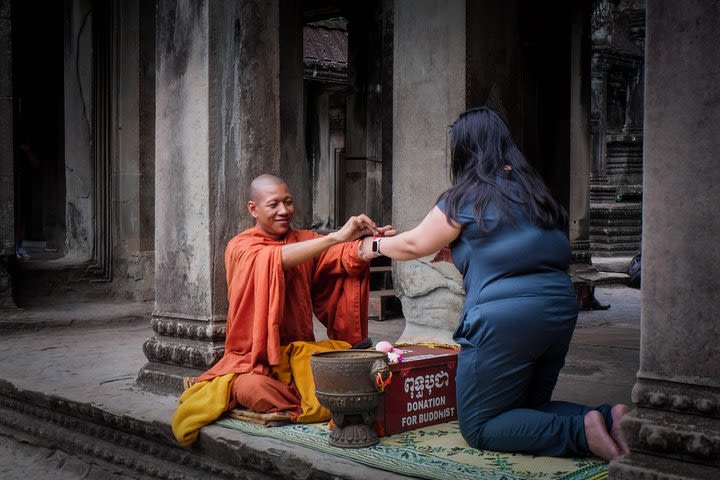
[216,419,607,480]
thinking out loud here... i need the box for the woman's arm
[361,206,461,261]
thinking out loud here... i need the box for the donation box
[375,346,459,436]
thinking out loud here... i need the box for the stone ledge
[0,300,152,334]
[610,451,720,480]
[0,378,411,479]
[573,270,630,286]
[632,378,720,418]
[621,408,720,465]
[0,401,242,480]
[592,256,635,274]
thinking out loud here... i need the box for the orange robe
[194,226,369,416]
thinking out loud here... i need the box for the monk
[172,174,393,445]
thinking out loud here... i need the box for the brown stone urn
[310,350,390,448]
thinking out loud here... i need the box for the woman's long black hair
[439,107,567,231]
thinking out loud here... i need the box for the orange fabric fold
[171,373,238,446]
[272,339,351,423]
[194,226,369,385]
[172,227,370,445]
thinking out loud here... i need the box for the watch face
[372,239,379,253]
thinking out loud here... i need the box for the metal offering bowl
[310,350,390,448]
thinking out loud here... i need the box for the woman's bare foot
[611,404,631,454]
[585,410,622,460]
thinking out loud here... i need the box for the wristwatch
[372,237,383,256]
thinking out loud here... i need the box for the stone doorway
[11,0,66,260]
[302,1,393,230]
[8,0,157,308]
[589,0,645,273]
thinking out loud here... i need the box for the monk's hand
[332,214,377,244]
[430,245,453,263]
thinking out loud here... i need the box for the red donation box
[375,345,459,436]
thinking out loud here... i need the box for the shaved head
[249,174,287,202]
[247,174,295,239]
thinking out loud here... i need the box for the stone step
[370,288,396,298]
[0,385,292,479]
[590,203,643,216]
[591,248,641,257]
[590,192,617,203]
[10,259,114,307]
[592,256,636,274]
[589,228,642,237]
[590,231,642,242]
[370,266,392,273]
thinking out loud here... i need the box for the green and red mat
[217,418,607,480]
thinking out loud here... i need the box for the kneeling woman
[360,107,629,460]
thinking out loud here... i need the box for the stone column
[590,55,610,177]
[568,1,593,264]
[566,1,617,301]
[392,0,465,343]
[0,0,15,308]
[138,0,282,392]
[113,0,155,300]
[610,1,720,477]
[63,0,94,261]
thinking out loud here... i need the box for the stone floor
[0,285,641,479]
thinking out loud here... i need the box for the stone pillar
[113,0,155,300]
[568,1,593,264]
[138,0,282,392]
[392,0,465,343]
[63,0,94,261]
[0,0,15,309]
[590,55,609,177]
[610,1,720,478]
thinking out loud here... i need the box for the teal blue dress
[438,191,613,456]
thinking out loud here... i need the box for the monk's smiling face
[247,179,295,239]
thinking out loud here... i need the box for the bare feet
[584,410,622,460]
[611,404,631,454]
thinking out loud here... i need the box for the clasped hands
[331,214,453,264]
[327,214,394,262]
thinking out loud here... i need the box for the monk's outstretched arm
[281,214,376,269]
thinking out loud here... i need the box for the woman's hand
[358,224,397,262]
[376,225,397,237]
[330,214,377,244]
[430,245,453,264]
